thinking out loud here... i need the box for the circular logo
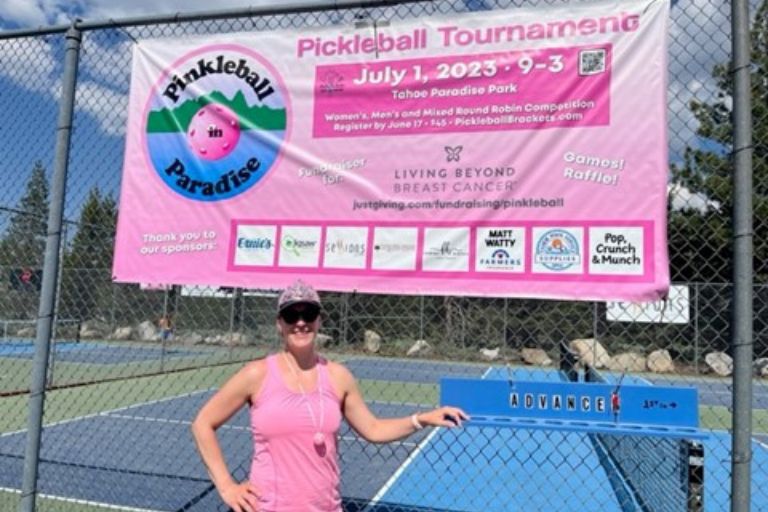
[535,229,581,271]
[144,46,288,201]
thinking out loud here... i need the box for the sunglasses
[280,305,321,324]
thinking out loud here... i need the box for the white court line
[362,365,493,511]
[363,426,442,511]
[0,390,217,511]
[100,413,248,434]
[0,388,215,438]
[0,486,165,512]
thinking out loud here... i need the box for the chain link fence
[0,0,766,510]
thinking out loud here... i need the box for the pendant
[313,432,326,447]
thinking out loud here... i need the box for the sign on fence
[113,0,670,301]
[606,284,690,324]
[179,285,277,298]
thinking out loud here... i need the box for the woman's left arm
[333,363,468,443]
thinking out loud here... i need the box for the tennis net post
[558,339,580,382]
[583,362,705,512]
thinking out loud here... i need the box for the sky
[0,0,301,29]
[0,0,756,223]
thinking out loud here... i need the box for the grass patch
[0,490,123,512]
[700,405,768,433]
[359,379,439,406]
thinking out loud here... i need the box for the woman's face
[277,302,321,350]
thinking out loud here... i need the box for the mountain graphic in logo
[147,90,286,134]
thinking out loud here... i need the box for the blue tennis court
[0,359,766,511]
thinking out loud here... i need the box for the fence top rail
[0,0,433,39]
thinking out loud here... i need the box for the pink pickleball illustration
[187,103,241,160]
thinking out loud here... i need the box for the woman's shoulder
[231,357,272,399]
[245,356,269,370]
[236,357,270,384]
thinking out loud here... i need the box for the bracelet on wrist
[410,413,424,430]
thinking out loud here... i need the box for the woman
[191,280,468,512]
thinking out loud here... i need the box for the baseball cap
[277,279,321,313]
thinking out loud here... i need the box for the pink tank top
[249,354,343,512]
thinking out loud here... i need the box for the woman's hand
[219,481,260,512]
[417,406,470,428]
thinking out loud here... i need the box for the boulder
[646,349,674,373]
[364,330,382,353]
[178,332,204,346]
[17,327,36,338]
[480,347,500,361]
[224,332,251,346]
[705,351,733,377]
[569,338,611,368]
[111,326,133,341]
[315,333,333,348]
[205,334,223,345]
[406,339,431,357]
[79,320,110,339]
[754,358,768,378]
[607,352,647,373]
[521,348,552,366]
[137,320,158,342]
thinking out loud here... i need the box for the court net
[581,364,704,512]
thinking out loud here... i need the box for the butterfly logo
[445,146,463,162]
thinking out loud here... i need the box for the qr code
[579,49,606,75]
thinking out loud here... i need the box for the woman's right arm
[191,361,265,512]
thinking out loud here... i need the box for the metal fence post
[694,283,700,374]
[420,295,425,341]
[45,221,68,388]
[730,0,755,509]
[19,22,82,512]
[342,293,349,345]
[592,301,599,341]
[502,297,507,349]
[159,288,169,372]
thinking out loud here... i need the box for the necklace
[283,352,325,448]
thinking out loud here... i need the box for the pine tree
[0,161,50,268]
[60,188,117,322]
[66,188,117,269]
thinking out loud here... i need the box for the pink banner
[114,0,670,301]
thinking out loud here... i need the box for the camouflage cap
[277,279,321,313]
